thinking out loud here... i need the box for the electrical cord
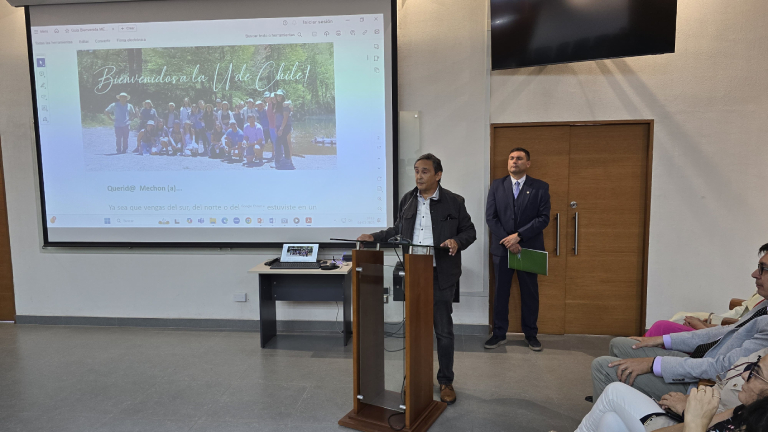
[387,412,405,431]
[388,373,407,431]
[334,302,343,334]
[385,242,408,427]
[384,286,406,352]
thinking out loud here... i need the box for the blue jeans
[114,125,129,152]
[433,267,456,385]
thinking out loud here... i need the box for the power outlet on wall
[233,293,247,302]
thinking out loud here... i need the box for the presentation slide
[27,0,395,245]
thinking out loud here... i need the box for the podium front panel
[356,262,406,413]
[343,249,445,431]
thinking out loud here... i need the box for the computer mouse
[320,261,339,270]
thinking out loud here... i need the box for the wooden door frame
[489,120,654,336]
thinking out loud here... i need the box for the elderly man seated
[590,242,768,401]
[644,291,764,337]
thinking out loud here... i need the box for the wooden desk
[248,262,353,348]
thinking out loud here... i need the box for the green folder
[508,248,548,276]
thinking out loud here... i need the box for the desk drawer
[266,274,345,302]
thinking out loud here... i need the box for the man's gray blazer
[661,302,768,383]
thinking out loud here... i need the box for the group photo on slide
[77,42,337,171]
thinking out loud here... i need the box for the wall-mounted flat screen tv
[491,0,677,70]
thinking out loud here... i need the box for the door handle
[574,212,579,256]
[556,213,560,256]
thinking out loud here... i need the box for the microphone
[391,189,418,244]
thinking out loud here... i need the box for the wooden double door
[490,121,653,336]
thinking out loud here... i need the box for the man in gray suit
[591,242,768,400]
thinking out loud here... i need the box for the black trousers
[492,254,539,339]
[433,267,456,385]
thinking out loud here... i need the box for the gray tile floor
[0,323,612,432]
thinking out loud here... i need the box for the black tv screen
[491,0,677,70]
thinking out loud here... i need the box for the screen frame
[280,244,319,262]
[25,0,400,249]
[490,0,678,71]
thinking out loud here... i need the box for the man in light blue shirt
[590,243,768,401]
[104,92,135,153]
[242,114,264,165]
[223,120,244,161]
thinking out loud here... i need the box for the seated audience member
[646,292,764,337]
[680,392,768,432]
[209,122,226,159]
[575,349,768,432]
[223,120,244,160]
[660,347,768,417]
[738,395,768,432]
[242,114,264,165]
[591,243,768,401]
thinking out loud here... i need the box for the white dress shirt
[412,188,439,266]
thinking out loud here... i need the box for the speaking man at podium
[485,147,551,352]
[357,153,476,405]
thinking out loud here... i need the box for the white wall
[0,0,491,325]
[490,0,768,326]
[2,0,766,328]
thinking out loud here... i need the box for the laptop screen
[280,244,319,263]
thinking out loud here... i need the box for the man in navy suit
[485,148,551,351]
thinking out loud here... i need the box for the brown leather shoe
[440,384,456,405]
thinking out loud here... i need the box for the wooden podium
[338,247,446,432]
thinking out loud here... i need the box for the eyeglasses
[759,264,768,276]
[744,361,768,384]
[716,355,768,385]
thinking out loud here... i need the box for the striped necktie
[514,181,520,199]
[690,306,768,359]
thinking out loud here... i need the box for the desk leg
[260,274,277,348]
[343,273,352,346]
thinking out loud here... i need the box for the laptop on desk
[270,244,322,269]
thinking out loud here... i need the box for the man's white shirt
[412,188,439,266]
[510,174,527,197]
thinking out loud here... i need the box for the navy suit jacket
[486,175,551,257]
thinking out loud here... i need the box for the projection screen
[26,0,397,246]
